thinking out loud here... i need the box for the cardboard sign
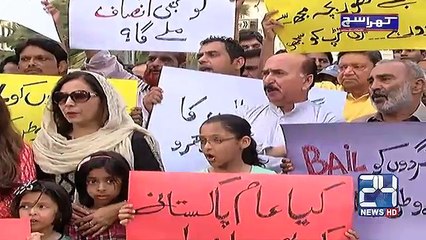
[127,171,354,240]
[282,122,426,239]
[265,0,426,52]
[0,0,60,41]
[69,0,235,52]
[0,218,31,240]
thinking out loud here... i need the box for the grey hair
[376,59,425,81]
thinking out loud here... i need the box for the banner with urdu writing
[282,122,426,239]
[265,0,426,52]
[127,171,354,240]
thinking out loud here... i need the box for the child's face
[86,168,122,208]
[199,122,248,169]
[19,192,58,233]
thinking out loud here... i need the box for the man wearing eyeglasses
[337,51,382,122]
[15,38,68,76]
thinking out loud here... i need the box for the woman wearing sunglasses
[0,96,36,218]
[32,70,163,237]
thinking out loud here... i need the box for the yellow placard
[0,74,138,142]
[265,0,426,53]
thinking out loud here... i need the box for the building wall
[240,0,393,61]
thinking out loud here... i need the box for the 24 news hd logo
[358,174,399,218]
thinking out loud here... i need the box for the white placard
[0,0,60,42]
[69,0,235,52]
[148,67,268,172]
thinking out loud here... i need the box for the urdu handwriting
[22,121,41,142]
[183,225,298,240]
[288,182,346,226]
[312,0,373,19]
[377,0,417,9]
[397,188,426,217]
[189,0,207,20]
[373,142,426,181]
[171,135,201,156]
[94,0,182,19]
[286,33,305,51]
[386,25,426,39]
[133,180,341,230]
[180,96,208,121]
[120,21,154,44]
[155,21,187,41]
[0,81,48,107]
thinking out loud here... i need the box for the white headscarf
[33,71,162,174]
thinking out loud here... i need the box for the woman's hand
[345,229,360,240]
[75,202,124,237]
[118,203,136,226]
[71,203,92,223]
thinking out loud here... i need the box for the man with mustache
[337,51,382,122]
[356,60,426,122]
[15,38,68,76]
[239,53,340,172]
[137,52,187,126]
[197,36,245,76]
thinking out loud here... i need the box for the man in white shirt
[239,53,342,172]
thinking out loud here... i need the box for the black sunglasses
[52,90,98,104]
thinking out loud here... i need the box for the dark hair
[337,51,383,65]
[75,151,130,208]
[324,52,333,64]
[15,38,68,64]
[11,180,72,233]
[200,36,245,75]
[0,55,19,73]
[301,57,318,89]
[200,114,263,167]
[0,96,23,197]
[239,30,264,44]
[173,53,187,65]
[243,48,261,59]
[275,49,287,54]
[49,71,108,136]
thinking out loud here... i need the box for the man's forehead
[306,53,328,59]
[266,53,304,66]
[149,52,177,59]
[371,62,405,75]
[20,45,53,56]
[339,53,371,64]
[240,38,261,44]
[199,41,226,52]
